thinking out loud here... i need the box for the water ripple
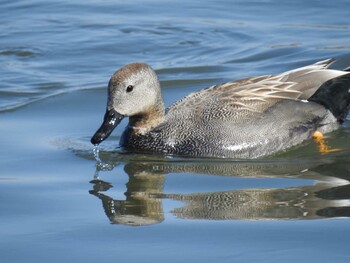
[0,48,37,58]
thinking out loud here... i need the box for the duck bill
[90,109,124,145]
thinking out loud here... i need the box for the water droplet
[93,145,101,162]
[92,145,113,171]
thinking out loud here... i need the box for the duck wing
[166,59,347,121]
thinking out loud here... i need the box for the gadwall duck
[91,59,350,158]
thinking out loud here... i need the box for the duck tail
[308,73,350,123]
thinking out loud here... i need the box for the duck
[91,59,350,158]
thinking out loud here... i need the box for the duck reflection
[89,154,350,226]
[90,171,165,226]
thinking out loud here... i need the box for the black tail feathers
[309,73,350,123]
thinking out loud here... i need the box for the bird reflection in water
[89,149,350,226]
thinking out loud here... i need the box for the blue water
[1,0,350,262]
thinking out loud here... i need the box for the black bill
[90,109,124,145]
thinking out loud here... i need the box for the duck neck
[129,102,165,134]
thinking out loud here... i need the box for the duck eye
[126,85,134,93]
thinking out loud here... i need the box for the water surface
[1,0,350,262]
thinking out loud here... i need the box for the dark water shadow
[74,147,350,226]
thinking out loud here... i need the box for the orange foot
[312,131,340,154]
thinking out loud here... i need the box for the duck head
[91,63,164,145]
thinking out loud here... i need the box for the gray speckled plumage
[91,59,350,158]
